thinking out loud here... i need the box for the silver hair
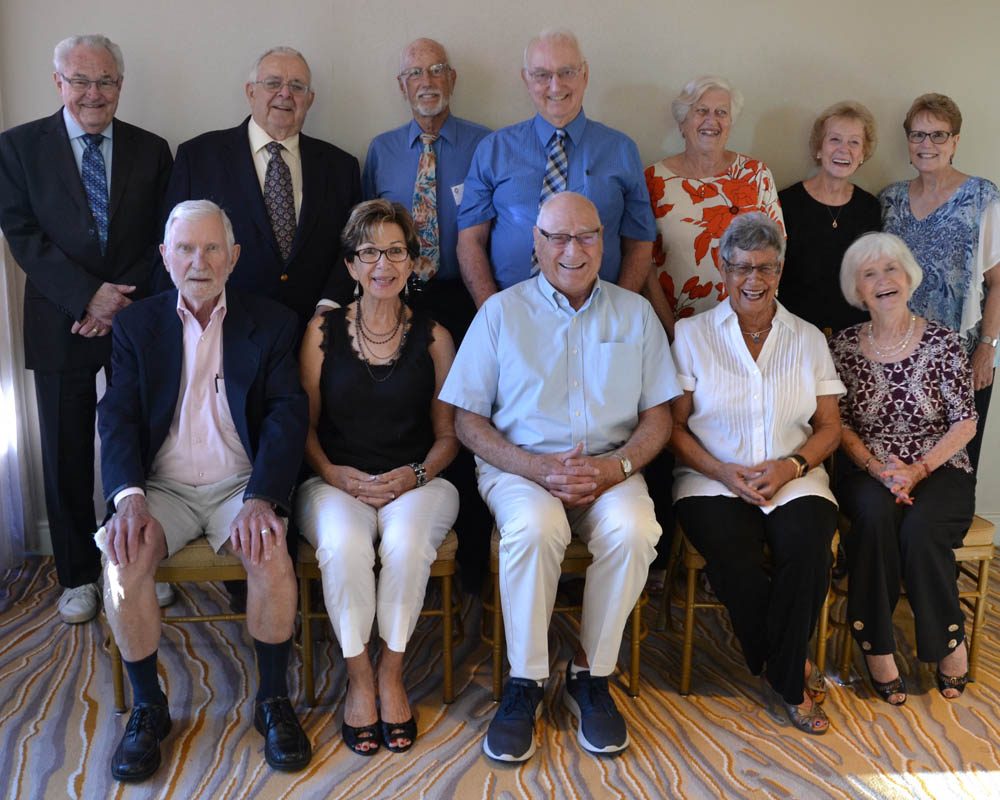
[248,46,311,84]
[53,34,124,76]
[671,75,743,126]
[163,200,236,255]
[719,212,785,265]
[839,232,923,310]
[523,28,584,70]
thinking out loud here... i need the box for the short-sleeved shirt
[362,114,491,282]
[458,111,656,289]
[439,274,680,455]
[671,300,845,512]
[829,320,976,473]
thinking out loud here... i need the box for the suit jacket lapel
[42,109,89,216]
[108,118,133,223]
[288,133,320,265]
[222,292,259,458]
[232,119,282,262]
[143,294,183,452]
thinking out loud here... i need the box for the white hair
[840,233,923,310]
[248,46,311,84]
[163,200,236,255]
[671,75,743,126]
[53,34,124,76]
[523,28,584,70]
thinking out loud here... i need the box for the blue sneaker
[563,665,629,754]
[483,678,544,762]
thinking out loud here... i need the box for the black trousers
[33,365,106,588]
[838,466,974,662]
[676,494,837,705]
[967,380,993,474]
[643,449,675,568]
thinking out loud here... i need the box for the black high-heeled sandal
[342,720,381,756]
[380,716,417,753]
[935,668,969,698]
[863,657,906,706]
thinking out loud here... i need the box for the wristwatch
[616,453,633,479]
[408,462,427,487]
[786,454,809,479]
[979,334,999,348]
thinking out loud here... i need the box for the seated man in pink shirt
[96,200,310,782]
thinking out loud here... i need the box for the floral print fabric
[645,154,784,320]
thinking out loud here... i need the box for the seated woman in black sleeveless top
[296,200,459,756]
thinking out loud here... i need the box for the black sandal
[936,668,969,698]
[380,717,417,753]
[342,720,381,756]
[863,657,906,706]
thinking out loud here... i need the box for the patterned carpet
[1,554,999,800]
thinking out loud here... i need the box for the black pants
[967,380,993,475]
[643,449,675,568]
[33,365,106,588]
[838,467,974,662]
[675,495,837,705]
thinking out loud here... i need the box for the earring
[353,281,360,300]
[404,278,411,302]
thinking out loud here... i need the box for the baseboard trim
[976,512,1000,545]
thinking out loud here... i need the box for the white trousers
[295,475,459,658]
[477,460,661,680]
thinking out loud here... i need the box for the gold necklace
[741,326,772,344]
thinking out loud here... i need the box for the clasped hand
[878,455,923,505]
[71,282,135,338]
[718,458,797,506]
[533,443,622,508]
[326,464,418,508]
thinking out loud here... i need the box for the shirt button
[575,411,581,417]
[280,273,289,281]
[573,380,579,387]
[571,348,578,355]
[198,471,204,477]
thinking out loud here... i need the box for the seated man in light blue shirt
[456,28,655,308]
[362,37,490,341]
[440,192,680,762]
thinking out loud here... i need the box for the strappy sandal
[804,660,826,705]
[380,716,417,753]
[863,657,906,706]
[936,668,969,699]
[342,720,381,756]
[761,677,830,735]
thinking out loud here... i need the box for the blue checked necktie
[532,129,568,273]
[264,141,296,262]
[82,133,109,254]
[410,133,440,281]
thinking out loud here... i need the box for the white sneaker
[59,583,100,624]
[155,582,176,608]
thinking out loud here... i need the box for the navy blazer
[0,109,172,370]
[97,288,308,515]
[160,118,361,332]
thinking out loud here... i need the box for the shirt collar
[176,287,228,323]
[62,106,113,142]
[407,112,454,147]
[248,116,300,158]
[533,109,586,147]
[534,271,602,313]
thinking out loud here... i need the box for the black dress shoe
[110,702,171,782]
[254,697,312,771]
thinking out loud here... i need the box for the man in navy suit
[97,200,310,782]
[161,46,361,332]
[0,34,172,624]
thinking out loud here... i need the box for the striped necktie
[411,132,440,282]
[532,129,568,273]
[264,141,295,262]
[82,133,109,254]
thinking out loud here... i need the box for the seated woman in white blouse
[668,212,844,735]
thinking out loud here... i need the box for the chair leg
[441,573,454,704]
[680,564,697,695]
[492,572,503,701]
[838,612,853,685]
[656,526,683,632]
[816,584,832,675]
[300,575,315,706]
[110,633,126,714]
[628,601,641,697]
[968,558,990,683]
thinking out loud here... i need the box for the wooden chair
[296,529,460,705]
[483,527,648,701]
[107,536,248,713]
[657,523,839,695]
[832,514,995,683]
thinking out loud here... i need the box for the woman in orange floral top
[644,76,784,337]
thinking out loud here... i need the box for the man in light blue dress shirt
[362,37,490,341]
[440,192,680,762]
[457,29,655,308]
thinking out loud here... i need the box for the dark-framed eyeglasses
[905,130,954,144]
[722,259,781,278]
[526,64,584,84]
[59,73,121,93]
[354,246,410,263]
[254,78,311,96]
[536,227,602,248]
[399,63,451,82]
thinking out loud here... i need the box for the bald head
[398,37,455,132]
[534,192,603,309]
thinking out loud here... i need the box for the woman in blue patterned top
[880,93,1000,470]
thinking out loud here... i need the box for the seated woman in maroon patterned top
[830,232,977,705]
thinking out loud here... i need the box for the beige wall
[2,0,999,549]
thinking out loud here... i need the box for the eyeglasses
[723,260,781,278]
[254,79,311,96]
[536,227,602,247]
[354,246,410,263]
[906,130,954,144]
[59,73,121,93]
[399,63,451,82]
[526,65,584,84]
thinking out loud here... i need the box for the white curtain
[0,86,29,571]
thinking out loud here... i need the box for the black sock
[124,651,167,706]
[254,637,291,702]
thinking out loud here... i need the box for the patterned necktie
[411,133,440,282]
[532,129,568,272]
[82,133,109,254]
[264,141,295,262]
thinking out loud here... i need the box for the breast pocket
[588,342,641,416]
